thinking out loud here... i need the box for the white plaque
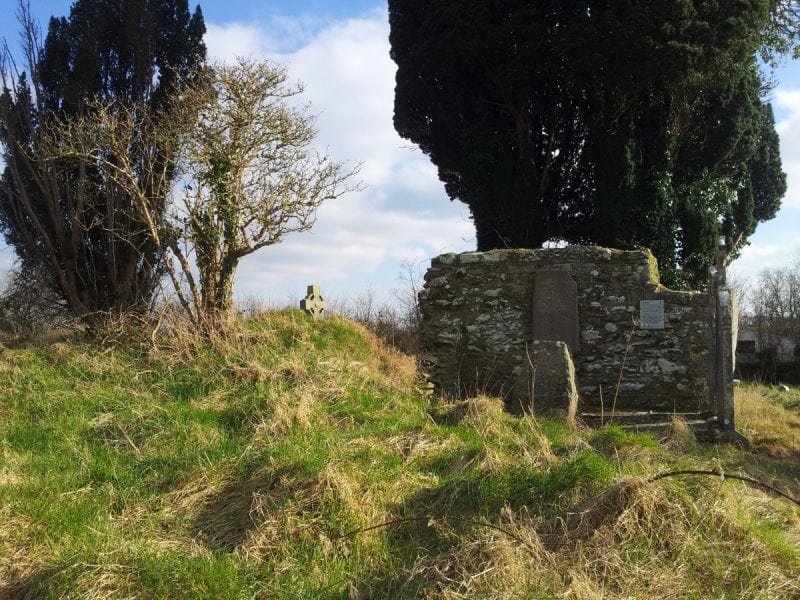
[640,300,665,329]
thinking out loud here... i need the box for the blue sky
[2,1,799,306]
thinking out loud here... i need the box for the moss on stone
[642,248,661,284]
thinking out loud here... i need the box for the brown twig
[525,342,537,414]
[599,384,604,426]
[610,317,637,422]
[647,469,800,506]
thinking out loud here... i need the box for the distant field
[0,311,797,599]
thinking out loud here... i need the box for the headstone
[300,285,327,320]
[639,300,665,329]
[525,340,578,421]
[532,269,580,353]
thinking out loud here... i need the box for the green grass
[0,310,798,599]
[759,383,800,411]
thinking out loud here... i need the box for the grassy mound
[0,311,798,599]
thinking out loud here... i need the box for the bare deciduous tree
[0,262,74,335]
[177,59,359,322]
[739,260,800,381]
[51,58,359,330]
[750,262,800,356]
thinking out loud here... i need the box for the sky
[1,1,799,307]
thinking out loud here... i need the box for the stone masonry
[419,246,710,413]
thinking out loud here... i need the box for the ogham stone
[525,340,579,422]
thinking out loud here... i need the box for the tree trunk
[199,255,238,331]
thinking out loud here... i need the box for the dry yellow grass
[737,385,800,457]
[378,477,800,599]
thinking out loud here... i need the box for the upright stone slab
[532,269,580,353]
[525,340,579,421]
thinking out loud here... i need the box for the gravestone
[525,340,579,421]
[532,269,580,353]
[300,285,327,320]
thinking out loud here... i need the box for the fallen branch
[646,469,799,506]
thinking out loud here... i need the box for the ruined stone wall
[419,247,710,412]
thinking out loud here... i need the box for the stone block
[524,340,579,421]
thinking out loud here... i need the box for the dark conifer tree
[389,0,790,288]
[0,0,206,324]
[390,1,593,250]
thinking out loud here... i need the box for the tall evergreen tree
[389,0,790,288]
[390,1,592,250]
[0,0,206,324]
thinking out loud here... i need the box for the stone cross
[300,284,327,320]
[708,238,745,444]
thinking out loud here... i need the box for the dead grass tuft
[0,509,41,598]
[540,477,679,550]
[190,388,230,411]
[514,415,559,467]
[662,415,697,451]
[559,570,605,600]
[230,360,271,384]
[236,494,320,563]
[384,538,519,598]
[0,448,24,487]
[174,461,375,565]
[534,477,800,599]
[373,507,555,599]
[264,386,319,435]
[269,360,309,384]
[737,385,800,457]
[384,431,442,462]
[438,396,505,428]
[187,471,304,554]
[343,319,417,389]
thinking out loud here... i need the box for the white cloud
[775,89,800,208]
[275,16,424,189]
[780,160,800,208]
[234,190,473,300]
[728,233,800,283]
[204,13,330,59]
[204,23,272,61]
[725,86,800,288]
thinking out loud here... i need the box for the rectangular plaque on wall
[639,300,665,329]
